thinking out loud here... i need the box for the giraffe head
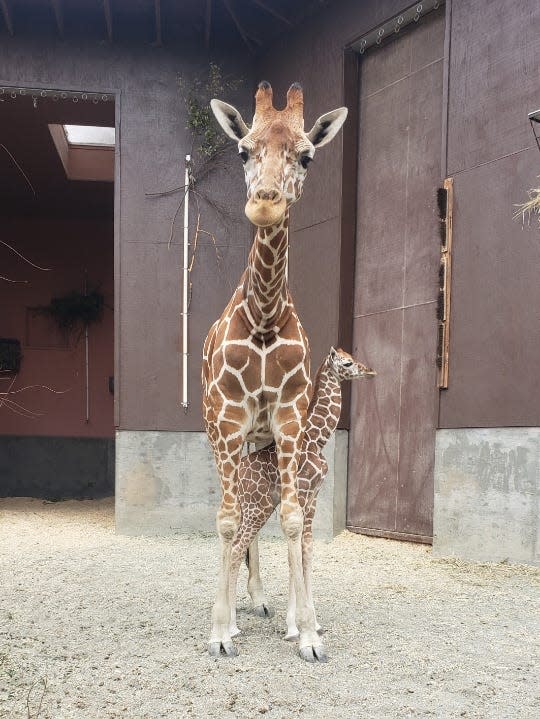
[210,81,348,227]
[328,347,376,381]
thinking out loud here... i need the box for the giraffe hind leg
[247,536,275,618]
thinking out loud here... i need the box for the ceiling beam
[0,0,14,36]
[204,0,211,49]
[154,0,162,46]
[50,0,64,37]
[103,0,112,42]
[252,0,292,27]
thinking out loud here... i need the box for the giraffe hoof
[208,642,222,657]
[252,603,275,618]
[221,640,239,657]
[208,641,238,658]
[313,646,328,663]
[299,646,316,663]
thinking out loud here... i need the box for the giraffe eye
[343,361,353,367]
[239,149,249,164]
[300,154,312,170]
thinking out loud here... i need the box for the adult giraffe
[203,81,347,660]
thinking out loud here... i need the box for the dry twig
[1,238,52,283]
[514,187,540,225]
[26,677,48,719]
[0,143,36,197]
[0,378,70,419]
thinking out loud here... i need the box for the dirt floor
[0,498,539,719]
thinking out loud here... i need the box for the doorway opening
[0,88,116,501]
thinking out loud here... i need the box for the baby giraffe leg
[247,536,275,618]
[229,502,275,636]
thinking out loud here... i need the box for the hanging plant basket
[33,290,104,336]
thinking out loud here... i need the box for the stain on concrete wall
[434,428,540,566]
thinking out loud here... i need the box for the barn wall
[258,0,540,561]
[257,0,406,383]
[258,0,540,429]
[0,33,256,510]
[0,34,254,434]
[439,0,540,428]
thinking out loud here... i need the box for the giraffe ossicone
[202,82,347,661]
[228,348,376,652]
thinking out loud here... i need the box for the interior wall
[0,35,254,433]
[0,217,114,438]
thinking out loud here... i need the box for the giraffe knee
[280,510,303,540]
[216,514,239,542]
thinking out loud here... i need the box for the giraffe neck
[241,213,291,339]
[305,358,342,450]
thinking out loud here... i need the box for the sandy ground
[0,498,539,719]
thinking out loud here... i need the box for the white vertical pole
[181,154,191,412]
[84,270,90,423]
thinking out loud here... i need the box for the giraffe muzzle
[246,190,287,227]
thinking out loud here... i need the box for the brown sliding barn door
[347,8,445,542]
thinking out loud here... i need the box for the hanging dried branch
[0,378,70,419]
[1,143,36,197]
[1,238,52,283]
[514,182,540,226]
[0,274,27,283]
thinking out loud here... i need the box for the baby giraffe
[229,347,376,661]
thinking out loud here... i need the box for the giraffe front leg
[229,503,274,636]
[276,430,326,663]
[208,432,245,658]
[284,560,299,640]
[228,540,244,639]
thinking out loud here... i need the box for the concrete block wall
[116,429,348,541]
[434,428,540,566]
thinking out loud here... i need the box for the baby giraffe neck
[242,214,290,337]
[305,358,342,450]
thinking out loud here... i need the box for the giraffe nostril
[254,188,282,203]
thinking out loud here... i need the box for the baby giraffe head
[210,81,348,228]
[328,347,376,381]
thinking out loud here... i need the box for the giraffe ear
[330,346,337,358]
[210,100,249,141]
[307,107,348,148]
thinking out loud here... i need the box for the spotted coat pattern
[203,81,348,660]
[228,349,376,636]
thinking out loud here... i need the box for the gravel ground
[0,498,539,719]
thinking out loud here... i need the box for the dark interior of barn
[0,92,115,498]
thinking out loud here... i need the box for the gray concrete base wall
[0,436,114,499]
[115,429,348,540]
[434,428,540,566]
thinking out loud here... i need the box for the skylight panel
[63,125,115,147]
